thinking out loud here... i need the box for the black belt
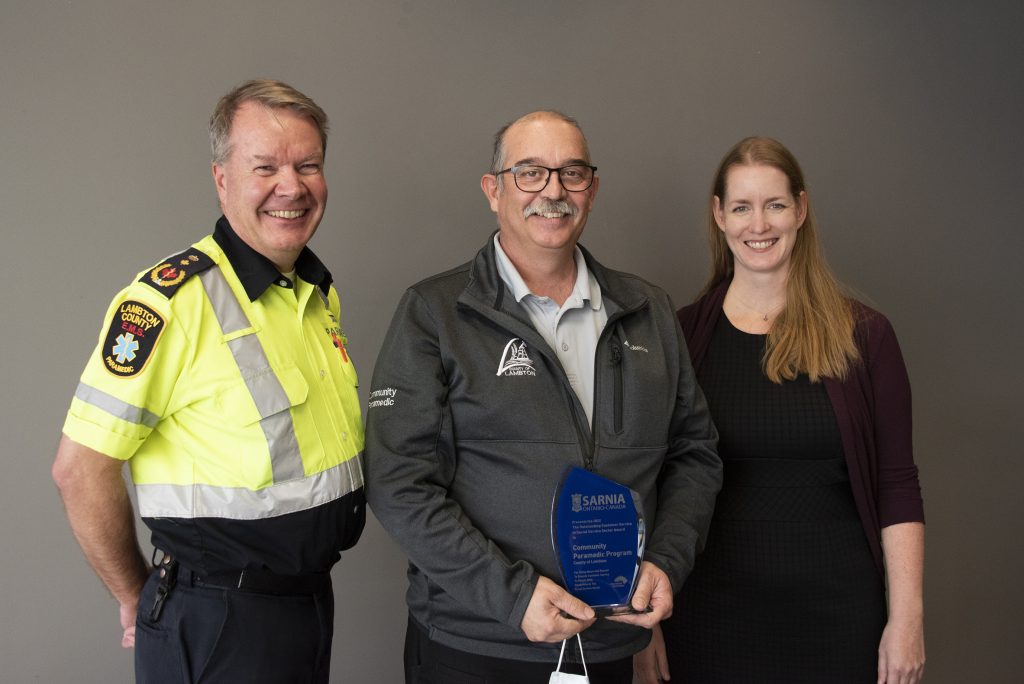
[157,553,331,596]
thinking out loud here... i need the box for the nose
[540,169,567,198]
[275,168,307,199]
[749,209,768,234]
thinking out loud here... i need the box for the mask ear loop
[555,638,568,672]
[554,634,589,677]
[576,633,589,677]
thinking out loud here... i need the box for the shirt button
[561,342,569,351]
[320,369,326,378]
[341,432,348,441]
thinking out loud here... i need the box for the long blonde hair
[701,137,859,382]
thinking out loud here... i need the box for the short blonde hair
[209,79,328,164]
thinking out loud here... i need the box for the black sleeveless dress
[661,314,885,683]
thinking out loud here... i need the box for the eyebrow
[727,196,788,204]
[251,153,324,163]
[512,157,591,167]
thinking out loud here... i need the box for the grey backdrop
[2,1,1021,682]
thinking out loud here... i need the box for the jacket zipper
[610,339,623,435]
[567,384,595,471]
[460,294,647,472]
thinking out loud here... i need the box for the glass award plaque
[550,466,646,616]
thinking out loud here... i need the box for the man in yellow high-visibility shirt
[52,79,364,683]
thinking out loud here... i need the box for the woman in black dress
[634,137,925,683]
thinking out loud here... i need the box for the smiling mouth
[265,209,307,219]
[746,238,778,249]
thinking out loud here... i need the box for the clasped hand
[521,562,672,643]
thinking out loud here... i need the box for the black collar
[213,216,333,302]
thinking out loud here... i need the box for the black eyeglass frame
[493,164,598,193]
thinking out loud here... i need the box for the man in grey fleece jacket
[365,111,722,683]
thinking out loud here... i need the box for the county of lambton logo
[496,338,536,377]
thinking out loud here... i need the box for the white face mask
[549,634,590,684]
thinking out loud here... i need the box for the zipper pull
[610,341,622,365]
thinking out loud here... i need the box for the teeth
[541,212,565,218]
[747,239,776,249]
[267,210,306,219]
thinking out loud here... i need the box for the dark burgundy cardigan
[678,282,925,576]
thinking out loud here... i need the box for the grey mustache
[523,200,577,219]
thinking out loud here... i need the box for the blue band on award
[550,466,646,615]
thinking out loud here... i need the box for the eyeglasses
[494,164,598,192]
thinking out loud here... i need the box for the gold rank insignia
[139,248,215,298]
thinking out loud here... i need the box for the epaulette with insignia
[139,248,216,298]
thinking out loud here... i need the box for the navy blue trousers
[134,567,334,683]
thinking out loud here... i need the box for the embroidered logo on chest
[496,338,536,377]
[622,338,649,353]
[326,325,349,363]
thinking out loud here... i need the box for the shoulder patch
[139,248,215,297]
[101,300,166,378]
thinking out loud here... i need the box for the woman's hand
[878,522,926,683]
[633,622,670,683]
[877,616,925,683]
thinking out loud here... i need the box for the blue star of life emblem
[112,333,139,363]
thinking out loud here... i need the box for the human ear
[212,162,228,204]
[712,196,726,231]
[480,173,501,213]
[795,190,808,227]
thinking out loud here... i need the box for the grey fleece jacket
[364,237,722,663]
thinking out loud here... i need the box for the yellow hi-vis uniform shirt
[63,221,364,574]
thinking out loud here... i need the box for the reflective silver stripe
[198,266,305,483]
[74,382,160,428]
[197,265,250,335]
[136,453,364,520]
[316,287,330,309]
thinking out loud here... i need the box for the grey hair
[209,79,329,164]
